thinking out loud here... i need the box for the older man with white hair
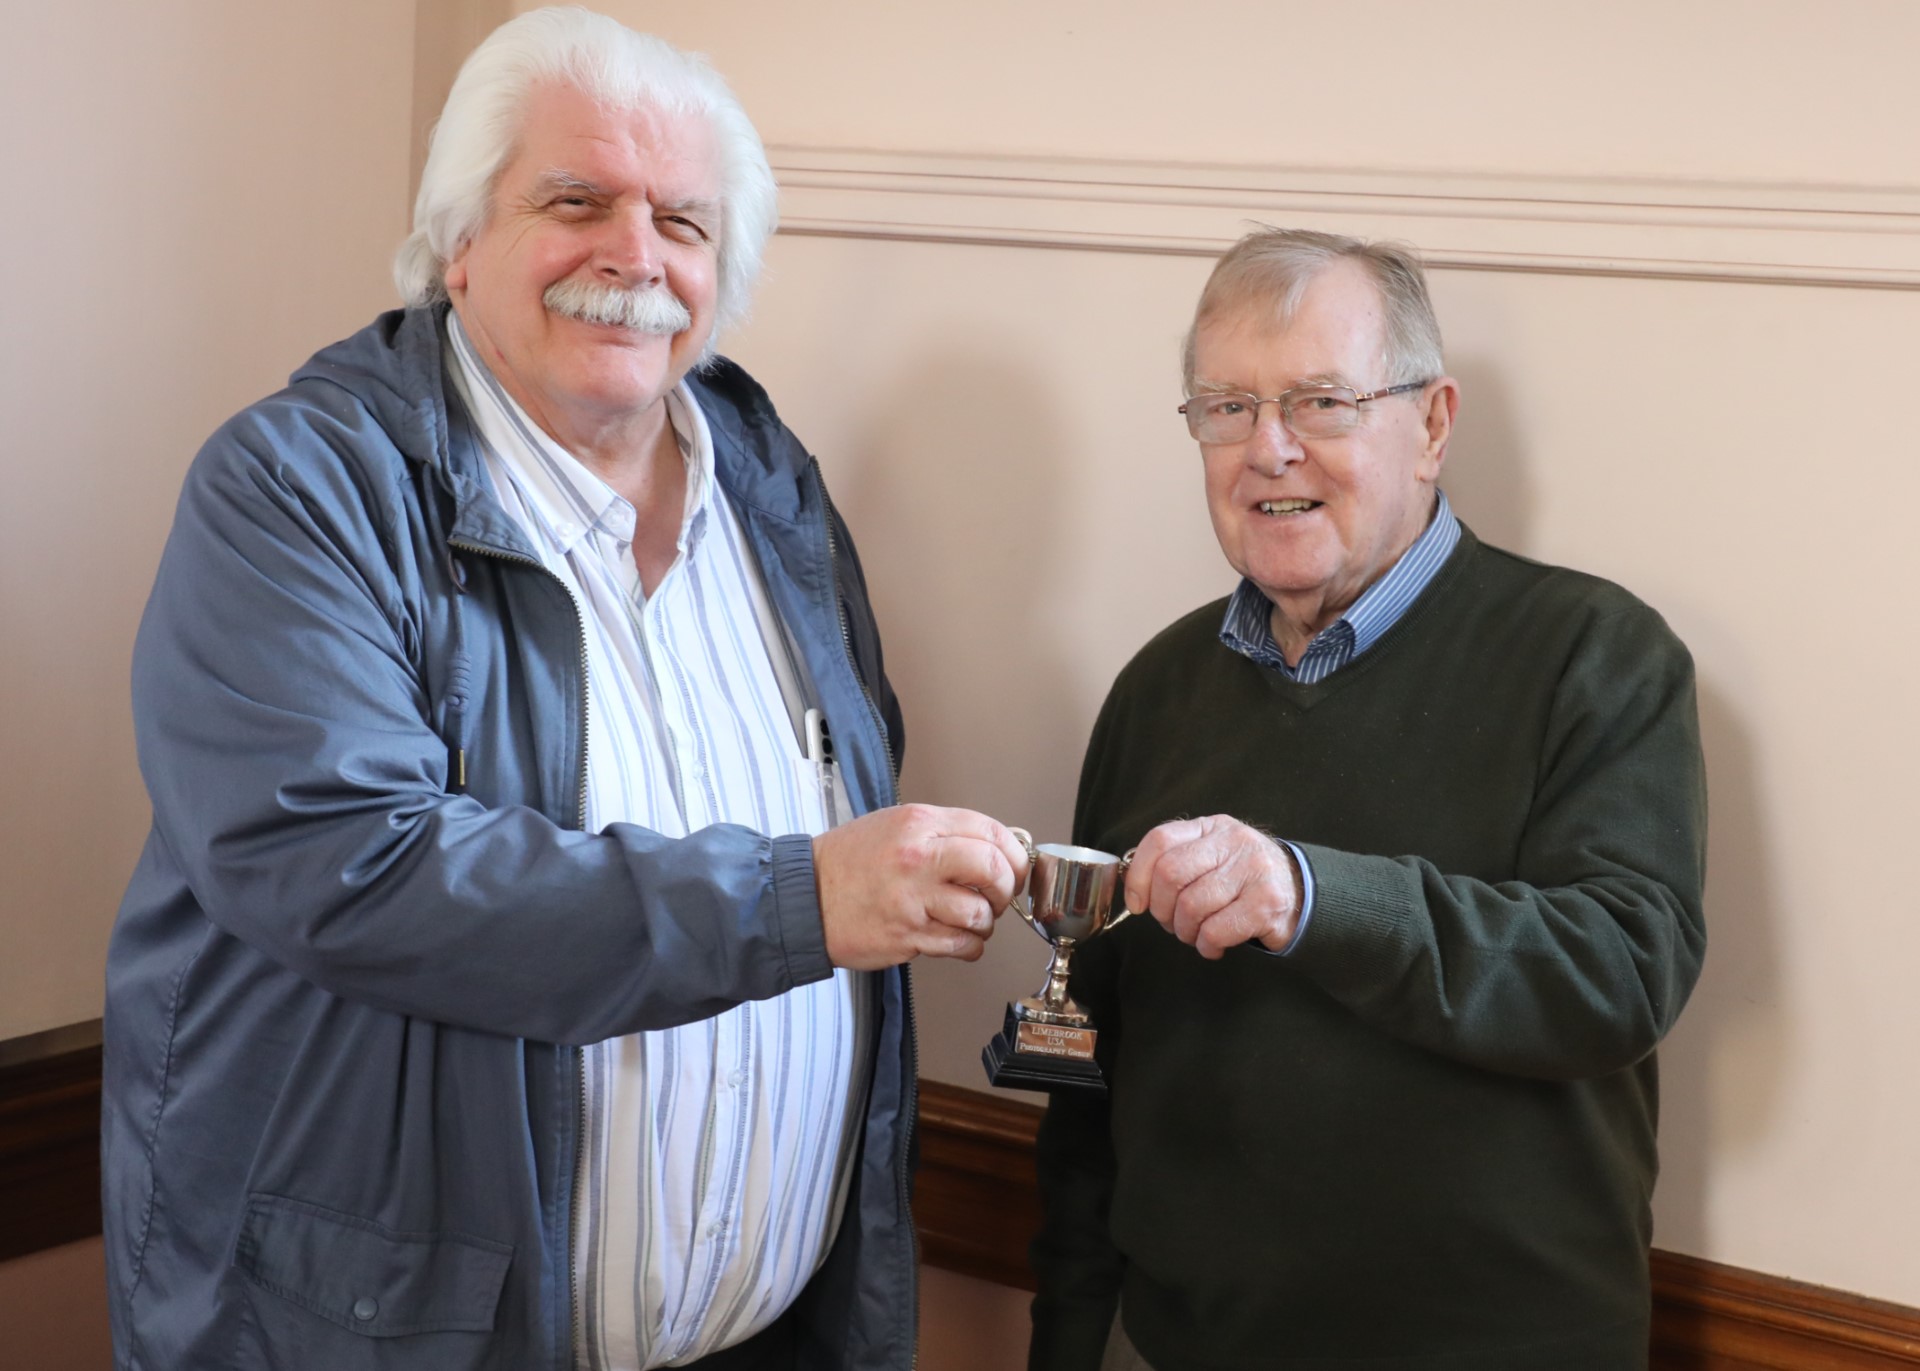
[102,10,1025,1370]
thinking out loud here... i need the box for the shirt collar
[1220,489,1461,671]
[662,385,715,555]
[443,311,714,556]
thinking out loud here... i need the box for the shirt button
[727,1069,746,1088]
[352,1296,379,1321]
[556,521,580,540]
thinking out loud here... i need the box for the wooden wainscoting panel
[915,1079,1044,1290]
[10,1036,1920,1371]
[913,1080,1920,1371]
[1652,1250,1920,1371]
[0,1035,104,1263]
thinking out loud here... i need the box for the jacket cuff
[770,832,835,989]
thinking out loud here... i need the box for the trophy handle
[1006,826,1041,934]
[1105,847,1142,931]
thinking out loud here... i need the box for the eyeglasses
[1178,380,1430,443]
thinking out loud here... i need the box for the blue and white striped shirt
[445,316,870,1371]
[1217,491,1461,949]
[1220,490,1461,683]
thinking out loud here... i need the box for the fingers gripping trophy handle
[1106,848,1141,931]
[1007,827,1041,934]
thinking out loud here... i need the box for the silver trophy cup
[982,828,1138,1093]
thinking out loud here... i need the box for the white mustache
[543,278,692,334]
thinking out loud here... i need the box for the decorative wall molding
[769,147,1920,289]
[914,1079,1920,1371]
[1651,1251,1920,1371]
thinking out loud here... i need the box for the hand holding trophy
[982,828,1138,1093]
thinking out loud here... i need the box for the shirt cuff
[1253,839,1315,957]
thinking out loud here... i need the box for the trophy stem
[1037,939,1076,1013]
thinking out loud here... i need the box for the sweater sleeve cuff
[1282,843,1419,989]
[770,832,835,989]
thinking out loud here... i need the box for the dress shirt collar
[1221,489,1461,678]
[444,311,714,558]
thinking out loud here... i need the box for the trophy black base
[981,1005,1108,1094]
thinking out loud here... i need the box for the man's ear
[443,250,469,294]
[1420,377,1461,479]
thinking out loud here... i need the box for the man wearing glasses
[1028,229,1707,1371]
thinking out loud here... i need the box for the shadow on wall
[825,348,1083,828]
[1442,354,1533,550]
[822,347,1092,1088]
[1652,678,1788,1255]
[1444,354,1786,1257]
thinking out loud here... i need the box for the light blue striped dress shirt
[445,316,870,1371]
[1220,489,1461,682]
[1216,491,1462,949]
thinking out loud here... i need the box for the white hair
[394,6,777,340]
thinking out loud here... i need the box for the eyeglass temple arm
[1356,380,1432,402]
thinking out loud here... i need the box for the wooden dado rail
[9,1027,1918,1369]
[914,1080,1920,1371]
[0,1023,105,1263]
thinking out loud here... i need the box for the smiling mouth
[1258,499,1320,515]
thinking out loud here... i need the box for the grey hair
[1181,228,1445,392]
[393,6,777,341]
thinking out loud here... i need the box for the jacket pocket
[235,1193,512,1338]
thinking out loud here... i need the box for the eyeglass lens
[1185,388,1360,442]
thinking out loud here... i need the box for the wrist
[1256,840,1305,953]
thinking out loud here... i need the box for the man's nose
[594,207,665,286]
[1246,402,1304,474]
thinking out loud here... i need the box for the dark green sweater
[1029,528,1707,1371]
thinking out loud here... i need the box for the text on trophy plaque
[1014,1021,1097,1061]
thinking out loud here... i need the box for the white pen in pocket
[802,707,852,829]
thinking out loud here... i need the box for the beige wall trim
[914,1080,1920,1370]
[769,148,1920,288]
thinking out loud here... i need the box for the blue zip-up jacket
[103,305,918,1371]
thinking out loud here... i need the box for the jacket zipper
[809,461,918,1367]
[812,462,898,786]
[448,536,592,1371]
